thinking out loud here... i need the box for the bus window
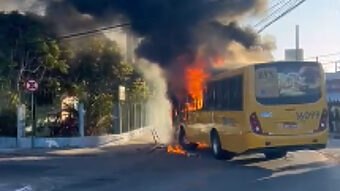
[255,62,322,105]
[229,76,243,110]
[203,75,243,111]
[203,81,217,110]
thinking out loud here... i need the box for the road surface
[1,139,340,191]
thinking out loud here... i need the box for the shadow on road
[0,143,338,191]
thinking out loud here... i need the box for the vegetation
[0,12,148,136]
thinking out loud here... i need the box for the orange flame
[167,145,186,155]
[213,57,224,67]
[197,142,209,149]
[185,68,210,111]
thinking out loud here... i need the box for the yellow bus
[177,61,328,160]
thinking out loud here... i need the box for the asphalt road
[1,141,340,191]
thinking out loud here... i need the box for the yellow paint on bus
[177,61,328,158]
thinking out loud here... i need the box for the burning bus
[174,61,328,160]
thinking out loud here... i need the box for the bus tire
[178,127,197,151]
[210,130,233,160]
[264,151,287,159]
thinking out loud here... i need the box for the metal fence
[115,102,149,134]
[0,99,150,138]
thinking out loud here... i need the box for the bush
[85,93,114,136]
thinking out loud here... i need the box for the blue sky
[261,0,340,65]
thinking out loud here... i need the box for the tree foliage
[0,12,68,106]
[61,36,148,135]
[0,12,149,136]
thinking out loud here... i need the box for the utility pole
[296,25,300,61]
[335,62,338,73]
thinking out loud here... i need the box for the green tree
[0,12,149,136]
[0,12,68,106]
[0,12,68,136]
[63,36,147,135]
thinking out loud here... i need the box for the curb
[0,127,149,155]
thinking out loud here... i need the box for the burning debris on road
[166,142,209,158]
[167,145,186,155]
[166,144,201,158]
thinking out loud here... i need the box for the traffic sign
[119,85,126,101]
[25,79,39,92]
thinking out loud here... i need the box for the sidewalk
[329,132,340,139]
[0,147,105,158]
[0,126,149,149]
[0,128,156,158]
[327,137,340,148]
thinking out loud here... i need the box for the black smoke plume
[45,0,266,67]
[3,0,270,101]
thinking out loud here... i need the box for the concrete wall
[0,137,17,148]
[0,128,146,149]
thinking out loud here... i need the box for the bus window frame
[203,74,244,111]
[254,62,323,106]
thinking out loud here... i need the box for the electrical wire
[268,0,288,11]
[305,52,340,60]
[257,0,306,33]
[26,22,131,45]
[254,0,294,27]
[58,22,131,40]
[254,0,306,33]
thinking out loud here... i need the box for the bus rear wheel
[178,128,197,151]
[264,151,287,159]
[210,130,233,160]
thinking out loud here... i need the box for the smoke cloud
[1,0,273,71]
[1,0,276,142]
[2,0,273,83]
[61,0,267,66]
[137,60,173,144]
[42,0,272,100]
[223,35,276,69]
[0,0,46,14]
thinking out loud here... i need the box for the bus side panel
[213,69,250,154]
[186,111,213,144]
[214,111,247,153]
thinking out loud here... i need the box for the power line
[258,0,306,33]
[40,0,303,41]
[254,0,294,27]
[46,0,305,41]
[268,0,288,11]
[321,61,340,66]
[58,22,131,40]
[305,52,340,60]
[254,0,307,33]
[31,0,304,43]
[26,22,131,45]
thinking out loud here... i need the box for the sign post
[113,86,126,134]
[25,79,39,148]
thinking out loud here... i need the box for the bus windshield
[255,62,322,105]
